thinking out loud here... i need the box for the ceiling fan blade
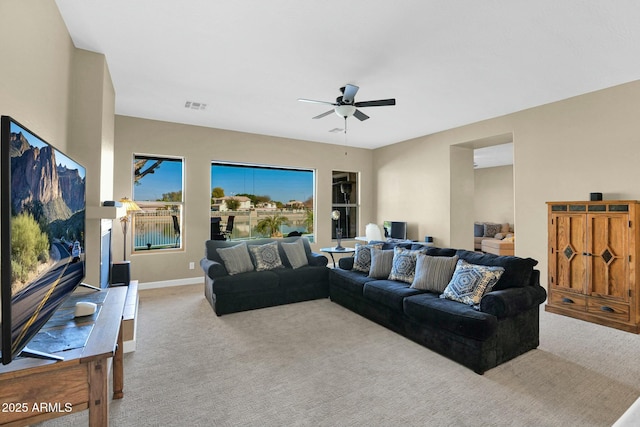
[312,110,335,119]
[341,84,359,104]
[298,98,337,106]
[354,98,396,108]
[353,109,370,121]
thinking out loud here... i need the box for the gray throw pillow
[249,241,284,271]
[411,254,459,293]
[368,248,394,279]
[216,242,254,275]
[281,238,308,269]
[353,243,383,273]
[483,223,502,237]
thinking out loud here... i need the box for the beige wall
[68,49,116,286]
[474,165,514,225]
[1,0,115,286]
[0,0,73,151]
[374,80,640,288]
[113,116,373,284]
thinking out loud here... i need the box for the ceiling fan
[298,84,396,121]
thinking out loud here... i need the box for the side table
[320,247,356,268]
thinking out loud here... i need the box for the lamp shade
[331,210,340,220]
[119,197,141,214]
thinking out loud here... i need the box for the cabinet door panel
[589,214,629,301]
[551,214,586,293]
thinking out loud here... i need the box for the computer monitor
[383,221,407,240]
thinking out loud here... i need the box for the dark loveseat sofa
[201,236,329,315]
[329,242,547,374]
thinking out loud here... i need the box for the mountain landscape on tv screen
[9,130,85,291]
[10,131,85,221]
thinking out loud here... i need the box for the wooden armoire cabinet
[546,201,640,333]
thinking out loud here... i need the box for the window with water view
[210,162,315,242]
[132,155,184,252]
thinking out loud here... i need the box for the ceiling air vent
[185,101,207,111]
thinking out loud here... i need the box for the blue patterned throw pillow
[441,259,505,307]
[353,243,384,273]
[249,241,284,271]
[388,247,423,284]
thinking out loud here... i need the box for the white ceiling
[54,1,640,150]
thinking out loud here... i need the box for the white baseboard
[138,276,203,290]
[123,340,136,353]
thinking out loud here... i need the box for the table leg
[88,359,108,427]
[113,320,124,399]
[329,253,336,268]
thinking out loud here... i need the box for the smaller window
[331,171,358,240]
[132,155,184,252]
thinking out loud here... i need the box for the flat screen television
[0,116,86,365]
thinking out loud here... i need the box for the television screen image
[0,116,86,364]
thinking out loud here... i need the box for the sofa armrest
[480,285,547,318]
[200,257,227,279]
[338,257,354,270]
[308,252,329,267]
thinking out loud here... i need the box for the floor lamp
[119,197,141,261]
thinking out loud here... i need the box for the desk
[0,287,127,427]
[320,247,355,268]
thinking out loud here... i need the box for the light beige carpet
[39,284,640,426]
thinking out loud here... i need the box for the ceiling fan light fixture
[334,104,356,118]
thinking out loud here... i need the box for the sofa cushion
[213,271,280,294]
[368,248,394,279]
[388,247,423,284]
[441,259,504,306]
[424,247,458,257]
[281,238,309,269]
[363,280,424,312]
[404,293,498,341]
[273,265,329,289]
[368,240,413,250]
[474,222,485,237]
[456,250,538,290]
[481,238,515,256]
[410,254,459,293]
[217,242,254,275]
[330,268,375,295]
[353,243,384,273]
[249,241,284,271]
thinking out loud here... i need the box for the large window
[332,171,358,240]
[210,162,315,241]
[132,155,184,252]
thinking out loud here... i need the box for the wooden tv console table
[0,286,127,426]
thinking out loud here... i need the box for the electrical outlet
[189,262,195,270]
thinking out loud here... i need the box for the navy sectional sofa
[329,242,547,374]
